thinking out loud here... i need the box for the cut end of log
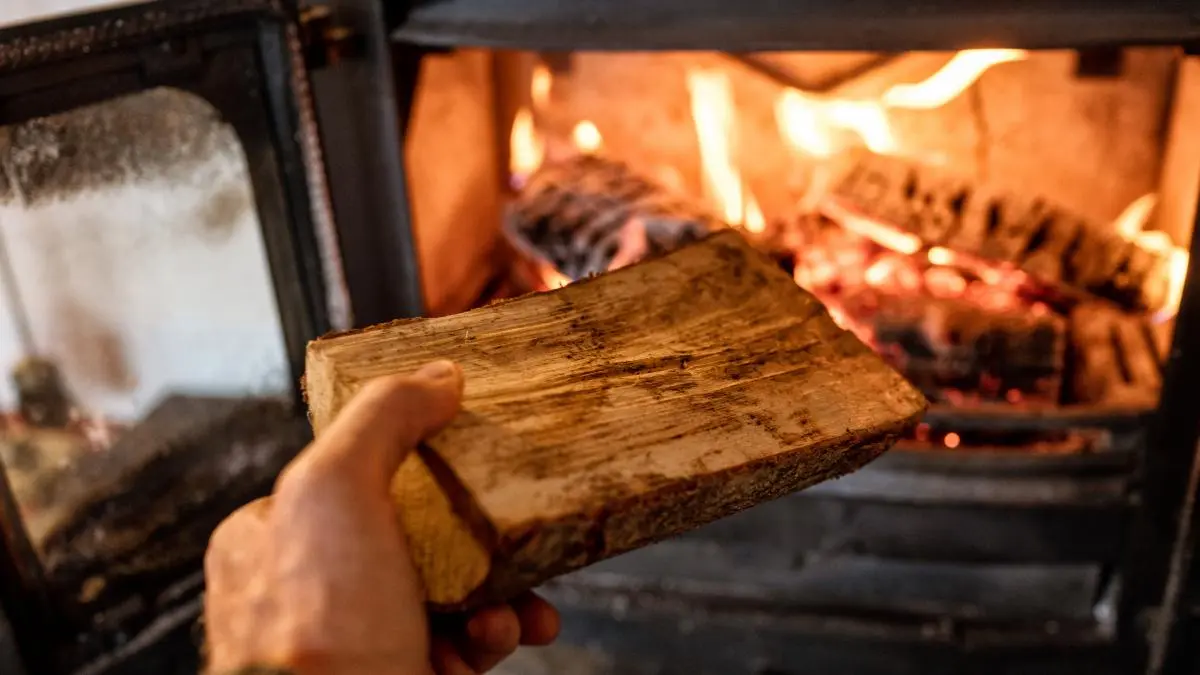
[391,454,491,606]
[306,231,927,610]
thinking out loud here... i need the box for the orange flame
[531,64,552,110]
[776,49,1026,161]
[1113,193,1158,240]
[1110,193,1190,320]
[572,120,603,154]
[775,89,895,158]
[744,193,766,234]
[686,69,767,231]
[687,70,743,224]
[883,49,1029,110]
[510,106,544,183]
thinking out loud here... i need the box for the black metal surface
[541,583,1119,675]
[1151,438,1200,674]
[1121,53,1200,671]
[690,449,1132,566]
[389,0,1200,51]
[307,0,426,325]
[557,542,1104,623]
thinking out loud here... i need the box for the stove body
[0,1,1198,674]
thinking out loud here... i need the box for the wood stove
[0,1,1198,674]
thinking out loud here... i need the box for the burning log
[864,292,1066,406]
[304,231,926,610]
[505,155,722,281]
[828,151,1176,313]
[1068,302,1164,406]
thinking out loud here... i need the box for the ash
[0,88,241,205]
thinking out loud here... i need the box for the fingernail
[415,360,461,382]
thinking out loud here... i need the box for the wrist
[212,652,414,675]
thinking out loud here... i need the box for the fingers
[431,636,477,675]
[462,605,521,672]
[434,594,560,673]
[283,360,465,494]
[513,592,561,646]
[205,498,272,584]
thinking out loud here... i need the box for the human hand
[203,360,559,675]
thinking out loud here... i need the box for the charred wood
[862,292,1066,406]
[829,151,1175,313]
[506,155,721,280]
[1068,302,1164,407]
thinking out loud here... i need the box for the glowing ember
[883,49,1030,110]
[572,120,603,154]
[509,106,544,186]
[927,246,954,266]
[943,432,961,449]
[820,198,921,255]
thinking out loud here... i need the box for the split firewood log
[304,231,926,610]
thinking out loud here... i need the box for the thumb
[288,360,465,493]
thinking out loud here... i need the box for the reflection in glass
[0,88,306,628]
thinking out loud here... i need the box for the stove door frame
[0,1,336,672]
[1131,47,1200,671]
[372,10,1200,672]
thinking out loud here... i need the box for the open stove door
[0,2,357,673]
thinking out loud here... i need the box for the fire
[531,64,552,110]
[776,49,1027,161]
[572,120,603,154]
[883,49,1030,110]
[1110,193,1190,320]
[744,194,766,234]
[927,246,954,266]
[509,106,544,185]
[821,199,921,254]
[685,69,764,231]
[687,70,743,224]
[1113,193,1158,239]
[775,89,895,158]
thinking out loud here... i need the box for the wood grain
[305,231,926,609]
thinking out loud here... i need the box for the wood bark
[305,231,927,610]
[828,150,1174,313]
